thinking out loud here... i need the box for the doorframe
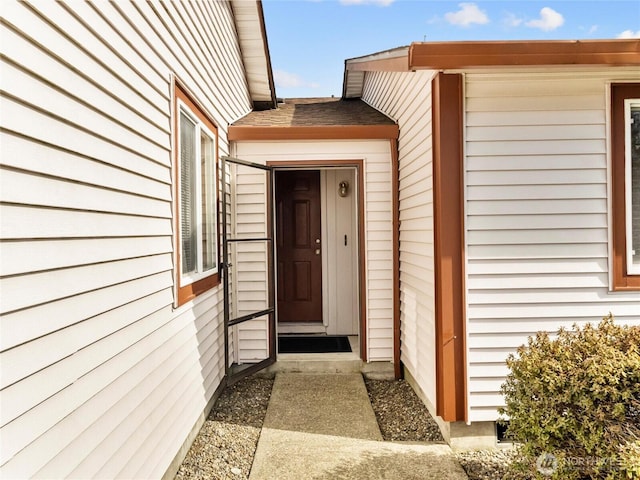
[267,159,368,361]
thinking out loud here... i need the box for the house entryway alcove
[273,166,361,359]
[222,156,373,382]
[226,96,401,381]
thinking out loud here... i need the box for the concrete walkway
[249,373,469,480]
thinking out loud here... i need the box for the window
[625,99,640,274]
[611,83,640,290]
[174,83,220,305]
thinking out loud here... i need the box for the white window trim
[177,98,219,287]
[624,98,640,275]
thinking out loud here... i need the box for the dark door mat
[278,335,352,353]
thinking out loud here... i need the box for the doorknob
[315,239,320,244]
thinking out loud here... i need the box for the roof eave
[409,39,640,69]
[345,46,411,72]
[256,0,278,109]
[342,39,640,99]
[231,0,277,110]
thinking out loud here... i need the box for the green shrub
[499,314,640,479]
[619,441,640,479]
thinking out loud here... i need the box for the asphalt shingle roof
[232,97,396,127]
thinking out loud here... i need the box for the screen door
[221,156,276,384]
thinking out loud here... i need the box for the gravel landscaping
[456,448,520,480]
[365,378,519,480]
[174,375,274,480]
[363,378,444,442]
[175,373,517,480]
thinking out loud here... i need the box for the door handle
[315,249,320,255]
[315,238,320,244]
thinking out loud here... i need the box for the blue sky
[261,0,640,98]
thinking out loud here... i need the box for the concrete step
[264,353,363,375]
[263,354,396,379]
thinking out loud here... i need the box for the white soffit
[231,0,275,105]
[344,71,365,99]
[343,46,409,99]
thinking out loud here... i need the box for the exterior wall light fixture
[338,180,349,197]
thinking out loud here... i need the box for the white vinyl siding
[232,140,396,362]
[464,69,640,422]
[0,1,252,478]
[361,70,439,409]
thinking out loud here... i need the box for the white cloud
[617,29,640,39]
[444,3,489,26]
[525,7,564,32]
[503,12,523,27]
[274,70,303,88]
[274,70,319,89]
[339,0,395,6]
[578,24,598,35]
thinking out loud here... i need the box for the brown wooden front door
[276,170,323,323]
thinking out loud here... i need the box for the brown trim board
[390,139,402,379]
[410,39,640,69]
[343,40,640,74]
[267,159,370,362]
[432,73,467,422]
[228,125,399,141]
[611,83,640,290]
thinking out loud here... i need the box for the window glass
[201,130,217,272]
[180,112,197,275]
[629,102,640,273]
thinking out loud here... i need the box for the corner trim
[390,139,402,379]
[432,72,467,422]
